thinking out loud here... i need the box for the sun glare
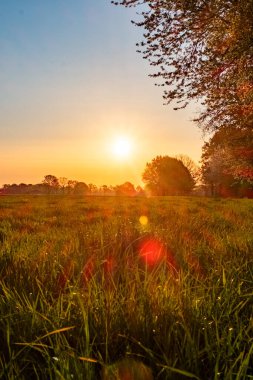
[112,136,133,159]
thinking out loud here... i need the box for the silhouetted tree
[2,184,18,194]
[175,154,200,184]
[58,177,69,193]
[115,182,136,196]
[136,185,145,196]
[3,184,11,191]
[100,185,112,195]
[73,182,89,195]
[66,180,78,194]
[88,183,98,195]
[142,155,194,195]
[43,175,59,193]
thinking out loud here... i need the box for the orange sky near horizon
[0,1,204,188]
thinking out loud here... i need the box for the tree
[113,0,253,132]
[175,154,200,184]
[136,185,145,196]
[88,183,98,195]
[100,185,113,195]
[73,182,89,195]
[66,180,78,194]
[43,175,59,188]
[58,177,69,193]
[142,155,194,195]
[201,147,234,196]
[201,127,253,196]
[202,127,253,182]
[115,181,136,196]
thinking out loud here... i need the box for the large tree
[175,154,200,183]
[142,155,194,195]
[113,0,253,132]
[202,127,253,180]
[201,126,253,196]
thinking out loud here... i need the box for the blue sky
[0,0,203,186]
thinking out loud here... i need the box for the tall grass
[0,195,252,379]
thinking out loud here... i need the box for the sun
[112,136,133,159]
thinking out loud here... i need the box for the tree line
[1,153,252,197]
[1,175,141,197]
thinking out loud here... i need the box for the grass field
[0,195,252,379]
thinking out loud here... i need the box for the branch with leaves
[113,0,253,132]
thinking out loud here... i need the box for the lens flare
[139,215,148,226]
[139,239,164,267]
[139,238,179,274]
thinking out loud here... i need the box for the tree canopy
[142,155,195,195]
[201,126,253,196]
[113,0,253,132]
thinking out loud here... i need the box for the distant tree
[58,177,69,193]
[43,175,59,189]
[73,182,89,195]
[17,183,28,194]
[66,180,78,194]
[114,0,253,132]
[136,185,145,196]
[142,156,194,195]
[88,183,98,195]
[31,184,45,194]
[116,182,136,196]
[2,184,17,194]
[100,185,112,195]
[3,184,11,190]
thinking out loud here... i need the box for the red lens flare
[139,239,164,267]
[139,238,179,275]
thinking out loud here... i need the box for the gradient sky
[1,0,204,187]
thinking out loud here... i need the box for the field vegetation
[0,195,252,379]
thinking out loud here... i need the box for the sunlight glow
[112,136,133,159]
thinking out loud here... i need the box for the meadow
[0,195,252,379]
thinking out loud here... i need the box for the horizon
[0,152,198,189]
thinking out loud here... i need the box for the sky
[0,0,204,187]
